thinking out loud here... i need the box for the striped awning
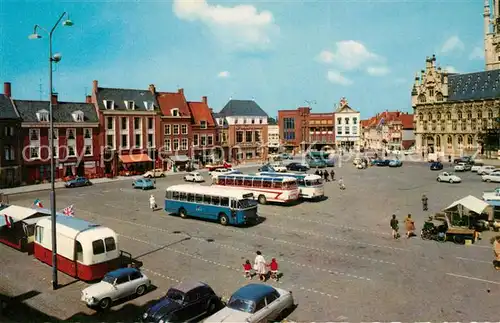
[119,154,152,163]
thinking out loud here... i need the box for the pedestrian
[254,251,267,281]
[315,167,320,176]
[318,169,323,177]
[390,214,400,239]
[492,236,500,270]
[330,169,335,181]
[404,214,415,238]
[422,194,428,211]
[268,258,279,281]
[243,259,252,279]
[323,170,329,182]
[149,194,157,211]
[339,177,345,190]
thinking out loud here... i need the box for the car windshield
[305,179,322,186]
[227,297,255,313]
[238,199,258,209]
[102,275,115,284]
[166,289,185,303]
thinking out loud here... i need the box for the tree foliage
[477,117,500,152]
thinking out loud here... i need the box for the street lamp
[29,12,73,290]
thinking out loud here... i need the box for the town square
[1,0,500,322]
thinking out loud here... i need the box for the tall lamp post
[29,12,73,290]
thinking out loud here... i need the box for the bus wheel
[219,213,229,226]
[258,195,267,204]
[179,208,188,218]
[99,298,111,310]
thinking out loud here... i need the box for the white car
[471,163,484,172]
[454,162,471,172]
[482,173,500,183]
[404,149,416,155]
[143,169,165,178]
[478,166,497,175]
[184,171,205,182]
[204,284,294,323]
[81,268,150,310]
[436,172,461,183]
[270,162,287,172]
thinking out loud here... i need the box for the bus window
[203,195,211,204]
[226,177,234,185]
[195,194,203,203]
[104,237,116,252]
[231,200,237,208]
[166,191,173,199]
[252,179,262,187]
[298,179,306,186]
[221,197,230,207]
[263,179,272,188]
[218,178,226,185]
[92,239,105,255]
[243,178,252,187]
[35,225,43,243]
[273,181,282,189]
[76,241,83,262]
[172,191,180,200]
[235,178,243,186]
[180,192,187,201]
[211,196,220,205]
[187,193,195,202]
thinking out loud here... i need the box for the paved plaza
[2,160,500,321]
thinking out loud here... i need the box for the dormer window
[144,101,154,111]
[171,108,179,117]
[125,100,135,110]
[103,100,114,110]
[200,120,207,129]
[72,110,84,122]
[36,109,49,122]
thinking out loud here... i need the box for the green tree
[477,117,500,157]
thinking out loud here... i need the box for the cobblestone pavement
[2,162,500,321]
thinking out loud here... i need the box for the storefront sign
[84,161,95,168]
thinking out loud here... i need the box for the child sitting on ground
[268,258,279,281]
[243,259,252,279]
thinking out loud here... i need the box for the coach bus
[165,184,258,226]
[257,172,324,200]
[212,174,300,204]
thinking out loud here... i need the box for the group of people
[314,168,335,182]
[243,251,279,282]
[390,214,416,239]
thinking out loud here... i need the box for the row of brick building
[0,81,269,187]
[360,111,415,150]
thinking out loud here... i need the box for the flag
[33,199,43,208]
[62,205,74,217]
[4,214,13,228]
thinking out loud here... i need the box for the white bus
[257,172,324,200]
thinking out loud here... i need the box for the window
[130,271,142,280]
[30,129,40,141]
[104,237,116,251]
[35,226,43,243]
[429,88,434,97]
[121,117,128,130]
[457,111,462,119]
[121,134,128,148]
[201,121,207,129]
[82,128,91,139]
[345,117,350,125]
[344,126,350,135]
[478,111,483,119]
[284,131,295,140]
[201,135,207,146]
[106,134,114,148]
[193,134,199,146]
[337,127,342,135]
[259,118,263,124]
[72,111,84,122]
[251,119,255,124]
[436,92,443,101]
[165,139,171,151]
[446,112,451,120]
[467,111,472,120]
[181,138,188,150]
[246,152,253,159]
[135,134,141,148]
[195,194,203,203]
[103,100,114,109]
[488,109,493,118]
[144,101,154,111]
[246,131,253,142]
[203,195,211,204]
[173,125,179,135]
[173,138,179,151]
[84,145,92,156]
[181,124,188,134]
[4,126,13,137]
[165,125,171,135]
[92,239,105,255]
[283,118,295,130]
[106,117,114,129]
[211,196,220,205]
[207,135,213,146]
[254,131,261,142]
[353,117,358,124]
[171,108,179,117]
[116,275,128,284]
[148,118,154,129]
[134,117,141,130]
[337,118,342,125]
[68,146,76,157]
[67,129,76,140]
[4,145,14,161]
[125,100,135,110]
[236,131,244,143]
[148,134,154,148]
[221,197,229,207]
[36,110,49,122]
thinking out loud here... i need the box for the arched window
[467,111,472,120]
[436,92,443,101]
[488,109,493,118]
[477,110,483,119]
[437,113,441,120]
[436,135,441,147]
[467,135,473,145]
[418,95,426,103]
[427,113,432,120]
[446,112,451,120]
[457,135,463,145]
[447,135,452,145]
[457,110,462,119]
[419,113,423,121]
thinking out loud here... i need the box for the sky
[0,0,488,119]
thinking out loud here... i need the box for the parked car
[307,159,327,168]
[286,162,308,172]
[211,168,233,178]
[389,160,403,167]
[270,162,287,172]
[454,156,474,164]
[376,160,391,167]
[143,169,165,178]
[482,172,500,183]
[454,162,471,172]
[478,165,498,175]
[471,162,485,172]
[436,172,461,183]
[184,172,205,182]
[65,176,91,188]
[280,153,293,160]
[430,162,443,171]
[141,281,219,323]
[204,284,294,323]
[133,178,156,190]
[81,268,151,310]
[258,164,276,172]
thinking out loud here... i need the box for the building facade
[267,124,280,153]
[0,83,22,188]
[334,98,360,150]
[361,111,414,150]
[91,80,159,176]
[215,100,268,162]
[16,93,102,184]
[187,96,219,163]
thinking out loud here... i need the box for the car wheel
[487,179,491,182]
[136,285,147,296]
[219,213,229,226]
[437,178,441,182]
[98,298,111,310]
[145,175,152,179]
[258,194,267,204]
[449,179,453,183]
[160,173,165,177]
[207,301,216,314]
[179,208,188,218]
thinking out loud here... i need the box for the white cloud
[469,46,483,60]
[445,66,459,74]
[440,36,464,54]
[366,66,390,76]
[173,0,278,51]
[327,70,352,86]
[217,71,230,78]
[318,40,381,70]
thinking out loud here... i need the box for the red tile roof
[187,101,216,126]
[399,113,414,129]
[402,140,415,150]
[364,111,414,129]
[157,90,191,117]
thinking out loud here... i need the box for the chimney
[3,82,11,97]
[93,80,98,93]
[51,93,58,105]
[149,84,156,94]
[85,95,92,103]
[202,96,207,104]
[397,111,400,117]
[178,88,184,95]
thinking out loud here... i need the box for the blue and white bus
[165,184,258,226]
[257,172,324,200]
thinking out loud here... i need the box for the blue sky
[0,0,487,118]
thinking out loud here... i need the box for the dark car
[453,156,474,164]
[286,162,308,172]
[258,164,276,172]
[65,176,91,188]
[376,160,391,166]
[430,162,443,170]
[141,281,219,323]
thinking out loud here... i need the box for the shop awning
[169,155,189,162]
[0,205,40,228]
[443,195,490,215]
[119,154,152,163]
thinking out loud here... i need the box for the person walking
[390,214,400,239]
[339,177,345,190]
[330,169,335,181]
[422,194,428,211]
[254,251,267,281]
[493,236,500,270]
[149,194,157,211]
[323,170,329,182]
[268,258,279,281]
[243,260,253,279]
[404,214,415,238]
[315,168,320,176]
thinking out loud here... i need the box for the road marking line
[446,273,500,285]
[142,268,180,283]
[455,256,492,264]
